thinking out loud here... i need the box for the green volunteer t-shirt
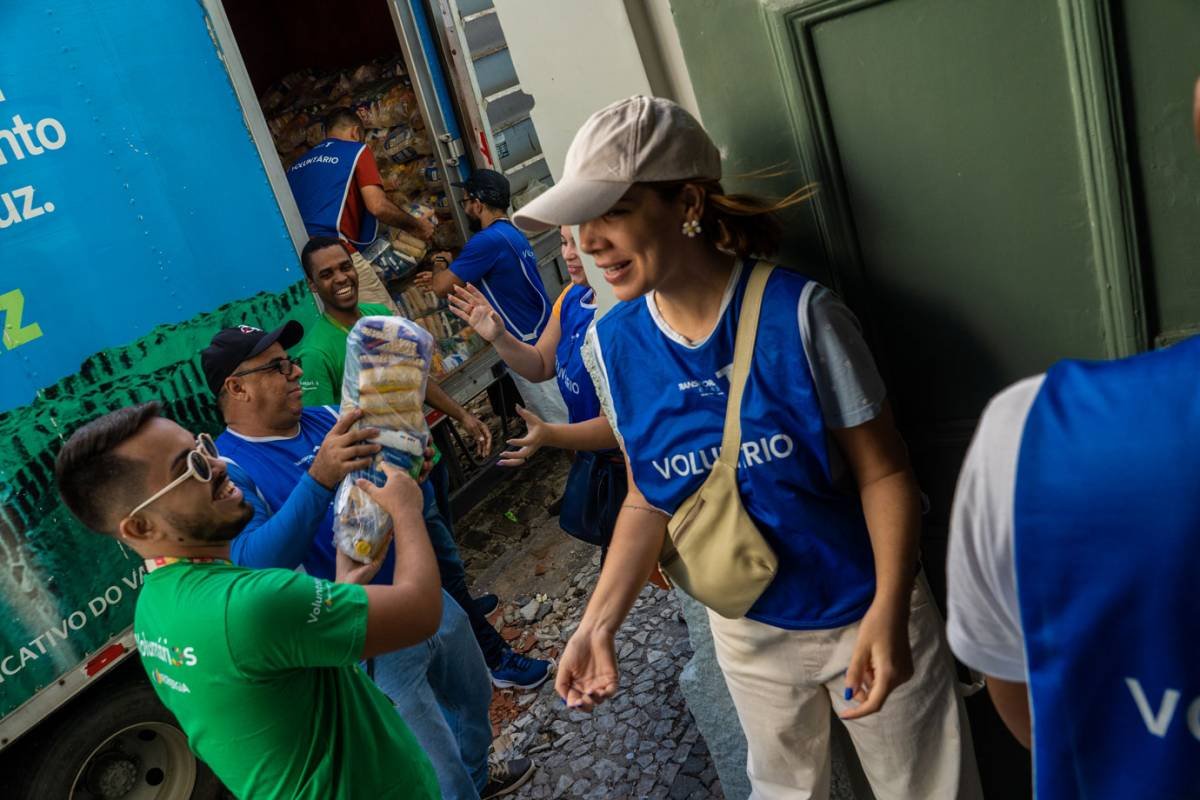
[134,560,439,800]
[294,303,391,407]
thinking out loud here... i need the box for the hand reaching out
[458,412,492,459]
[499,405,547,467]
[447,283,505,342]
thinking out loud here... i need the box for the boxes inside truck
[224,0,488,378]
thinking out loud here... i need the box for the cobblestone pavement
[455,446,862,800]
[456,450,724,799]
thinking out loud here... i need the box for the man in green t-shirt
[290,235,553,692]
[54,403,442,800]
[292,235,490,458]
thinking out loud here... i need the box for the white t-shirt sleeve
[946,374,1044,682]
[798,284,888,429]
[582,324,624,453]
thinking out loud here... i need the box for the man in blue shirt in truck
[415,169,568,426]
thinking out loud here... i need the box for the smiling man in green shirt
[292,236,490,454]
[54,403,443,799]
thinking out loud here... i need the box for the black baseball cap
[200,321,304,396]
[451,169,510,208]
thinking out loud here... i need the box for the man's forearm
[385,498,440,600]
[373,199,423,234]
[229,473,333,570]
[425,380,465,421]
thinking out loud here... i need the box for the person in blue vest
[944,78,1200,800]
[199,323,537,800]
[445,225,620,507]
[414,169,568,426]
[286,107,434,312]
[512,96,982,799]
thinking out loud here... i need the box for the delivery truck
[0,1,561,796]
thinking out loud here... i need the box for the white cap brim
[511,177,631,234]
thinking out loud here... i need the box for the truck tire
[13,670,224,800]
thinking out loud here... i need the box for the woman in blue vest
[447,226,624,554]
[511,97,981,799]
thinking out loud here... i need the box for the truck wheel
[17,672,224,799]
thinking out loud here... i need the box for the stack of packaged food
[260,57,487,378]
[334,316,433,562]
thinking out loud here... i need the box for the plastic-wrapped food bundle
[390,229,428,262]
[354,81,419,129]
[366,124,428,165]
[333,316,434,562]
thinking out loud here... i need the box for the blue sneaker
[491,649,551,690]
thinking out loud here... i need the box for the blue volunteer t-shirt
[554,283,601,424]
[218,407,397,584]
[450,219,550,342]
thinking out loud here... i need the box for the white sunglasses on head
[129,434,219,517]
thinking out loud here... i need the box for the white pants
[507,370,569,425]
[708,576,982,800]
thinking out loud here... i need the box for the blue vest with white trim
[286,139,378,246]
[556,284,600,424]
[1014,335,1200,799]
[593,263,875,628]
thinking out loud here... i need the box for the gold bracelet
[621,504,665,515]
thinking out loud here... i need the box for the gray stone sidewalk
[493,556,724,800]
[454,445,863,800]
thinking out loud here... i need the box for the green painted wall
[1112,0,1200,344]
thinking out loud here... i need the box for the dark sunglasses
[231,356,301,379]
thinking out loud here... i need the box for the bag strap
[718,261,774,467]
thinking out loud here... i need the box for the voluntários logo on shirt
[136,632,197,667]
[152,669,192,694]
[652,433,796,479]
[307,579,335,624]
[293,444,321,470]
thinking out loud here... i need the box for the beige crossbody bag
[657,261,779,618]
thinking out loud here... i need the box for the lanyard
[144,556,231,573]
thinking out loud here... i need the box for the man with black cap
[200,322,538,800]
[416,169,568,425]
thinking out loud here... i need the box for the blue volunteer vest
[217,407,397,584]
[1014,335,1200,799]
[286,139,379,246]
[593,263,875,629]
[555,284,600,424]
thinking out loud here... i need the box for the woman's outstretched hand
[498,405,548,467]
[447,283,505,342]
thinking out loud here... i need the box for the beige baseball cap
[512,95,721,233]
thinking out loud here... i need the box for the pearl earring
[682,219,702,238]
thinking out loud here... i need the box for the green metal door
[670,0,1200,796]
